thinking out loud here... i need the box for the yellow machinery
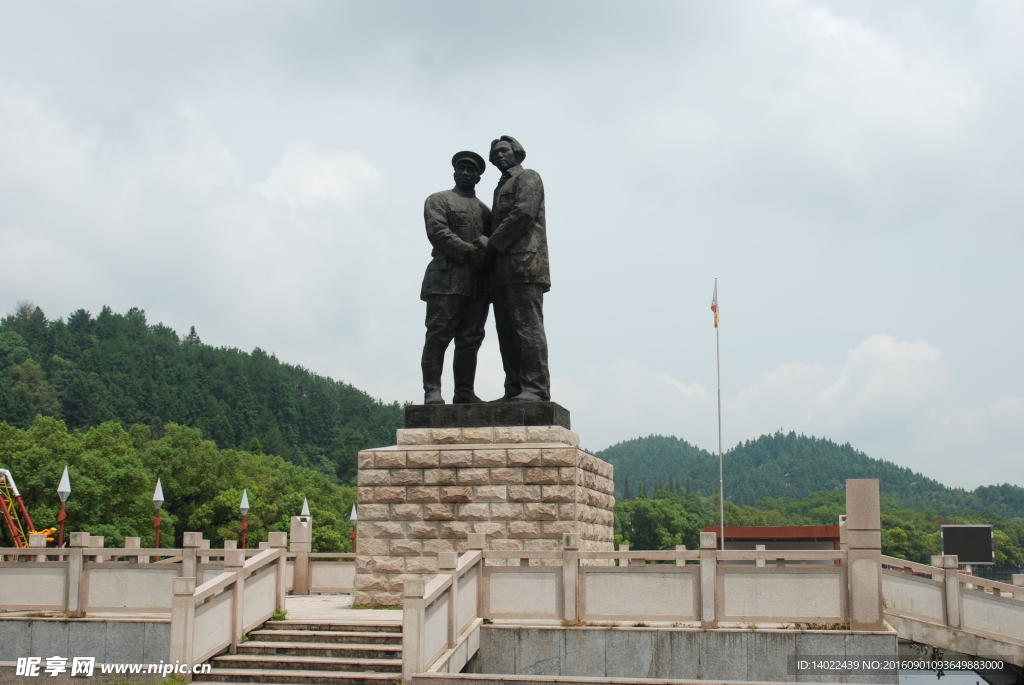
[0,468,36,547]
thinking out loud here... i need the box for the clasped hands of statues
[466,235,492,269]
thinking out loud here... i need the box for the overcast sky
[1,1,1022,489]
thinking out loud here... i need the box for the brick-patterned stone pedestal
[355,425,615,606]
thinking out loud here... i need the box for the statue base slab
[404,401,570,429]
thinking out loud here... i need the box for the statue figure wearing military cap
[419,151,492,404]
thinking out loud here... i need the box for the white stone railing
[197,550,355,593]
[881,554,1024,649]
[402,545,485,684]
[169,536,288,682]
[0,531,193,616]
[0,520,356,617]
[471,536,854,627]
[401,530,873,683]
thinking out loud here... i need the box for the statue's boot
[452,349,485,404]
[421,345,446,404]
[512,343,550,403]
[510,391,544,402]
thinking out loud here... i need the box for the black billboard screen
[941,525,994,565]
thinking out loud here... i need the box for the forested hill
[596,433,1024,519]
[0,304,403,484]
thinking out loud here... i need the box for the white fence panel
[583,569,696,621]
[0,563,67,610]
[310,562,354,592]
[881,571,945,623]
[457,566,479,634]
[423,594,450,666]
[962,591,1024,643]
[486,569,559,619]
[242,565,278,631]
[193,588,234,663]
[721,569,845,622]
[88,566,178,612]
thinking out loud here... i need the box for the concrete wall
[356,426,615,606]
[0,618,169,665]
[471,625,897,683]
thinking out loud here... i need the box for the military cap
[451,151,486,174]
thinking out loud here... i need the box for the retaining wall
[468,625,898,683]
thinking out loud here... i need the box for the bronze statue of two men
[419,136,551,405]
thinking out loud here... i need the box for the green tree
[0,417,355,552]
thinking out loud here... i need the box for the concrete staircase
[196,620,403,685]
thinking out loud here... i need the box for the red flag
[711,282,719,328]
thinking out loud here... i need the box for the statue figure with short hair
[473,136,551,402]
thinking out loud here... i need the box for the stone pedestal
[404,401,571,429]
[355,425,615,607]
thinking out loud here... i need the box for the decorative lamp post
[239,489,250,549]
[301,497,310,517]
[152,479,164,548]
[56,466,71,548]
[349,504,358,553]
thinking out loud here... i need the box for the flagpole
[715,278,725,551]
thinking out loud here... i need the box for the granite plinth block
[355,424,614,607]
[405,402,570,429]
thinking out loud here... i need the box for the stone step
[263,621,402,633]
[195,670,399,685]
[210,654,401,674]
[237,641,402,659]
[250,629,402,645]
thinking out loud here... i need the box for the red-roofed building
[703,525,841,551]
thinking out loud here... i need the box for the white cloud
[570,334,1017,488]
[257,140,381,208]
[1,2,1022,492]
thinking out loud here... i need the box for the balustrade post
[124,537,141,564]
[755,544,766,568]
[618,543,629,567]
[402,579,425,685]
[845,479,884,631]
[942,555,962,628]
[182,532,202,579]
[169,576,196,682]
[700,531,717,628]
[290,514,312,595]
[562,534,579,622]
[439,552,457,649]
[225,550,245,653]
[66,532,89,617]
[269,532,288,612]
[90,535,105,563]
[1012,574,1024,601]
[28,533,47,562]
[468,533,485,619]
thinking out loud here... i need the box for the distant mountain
[0,303,403,484]
[596,432,1024,519]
